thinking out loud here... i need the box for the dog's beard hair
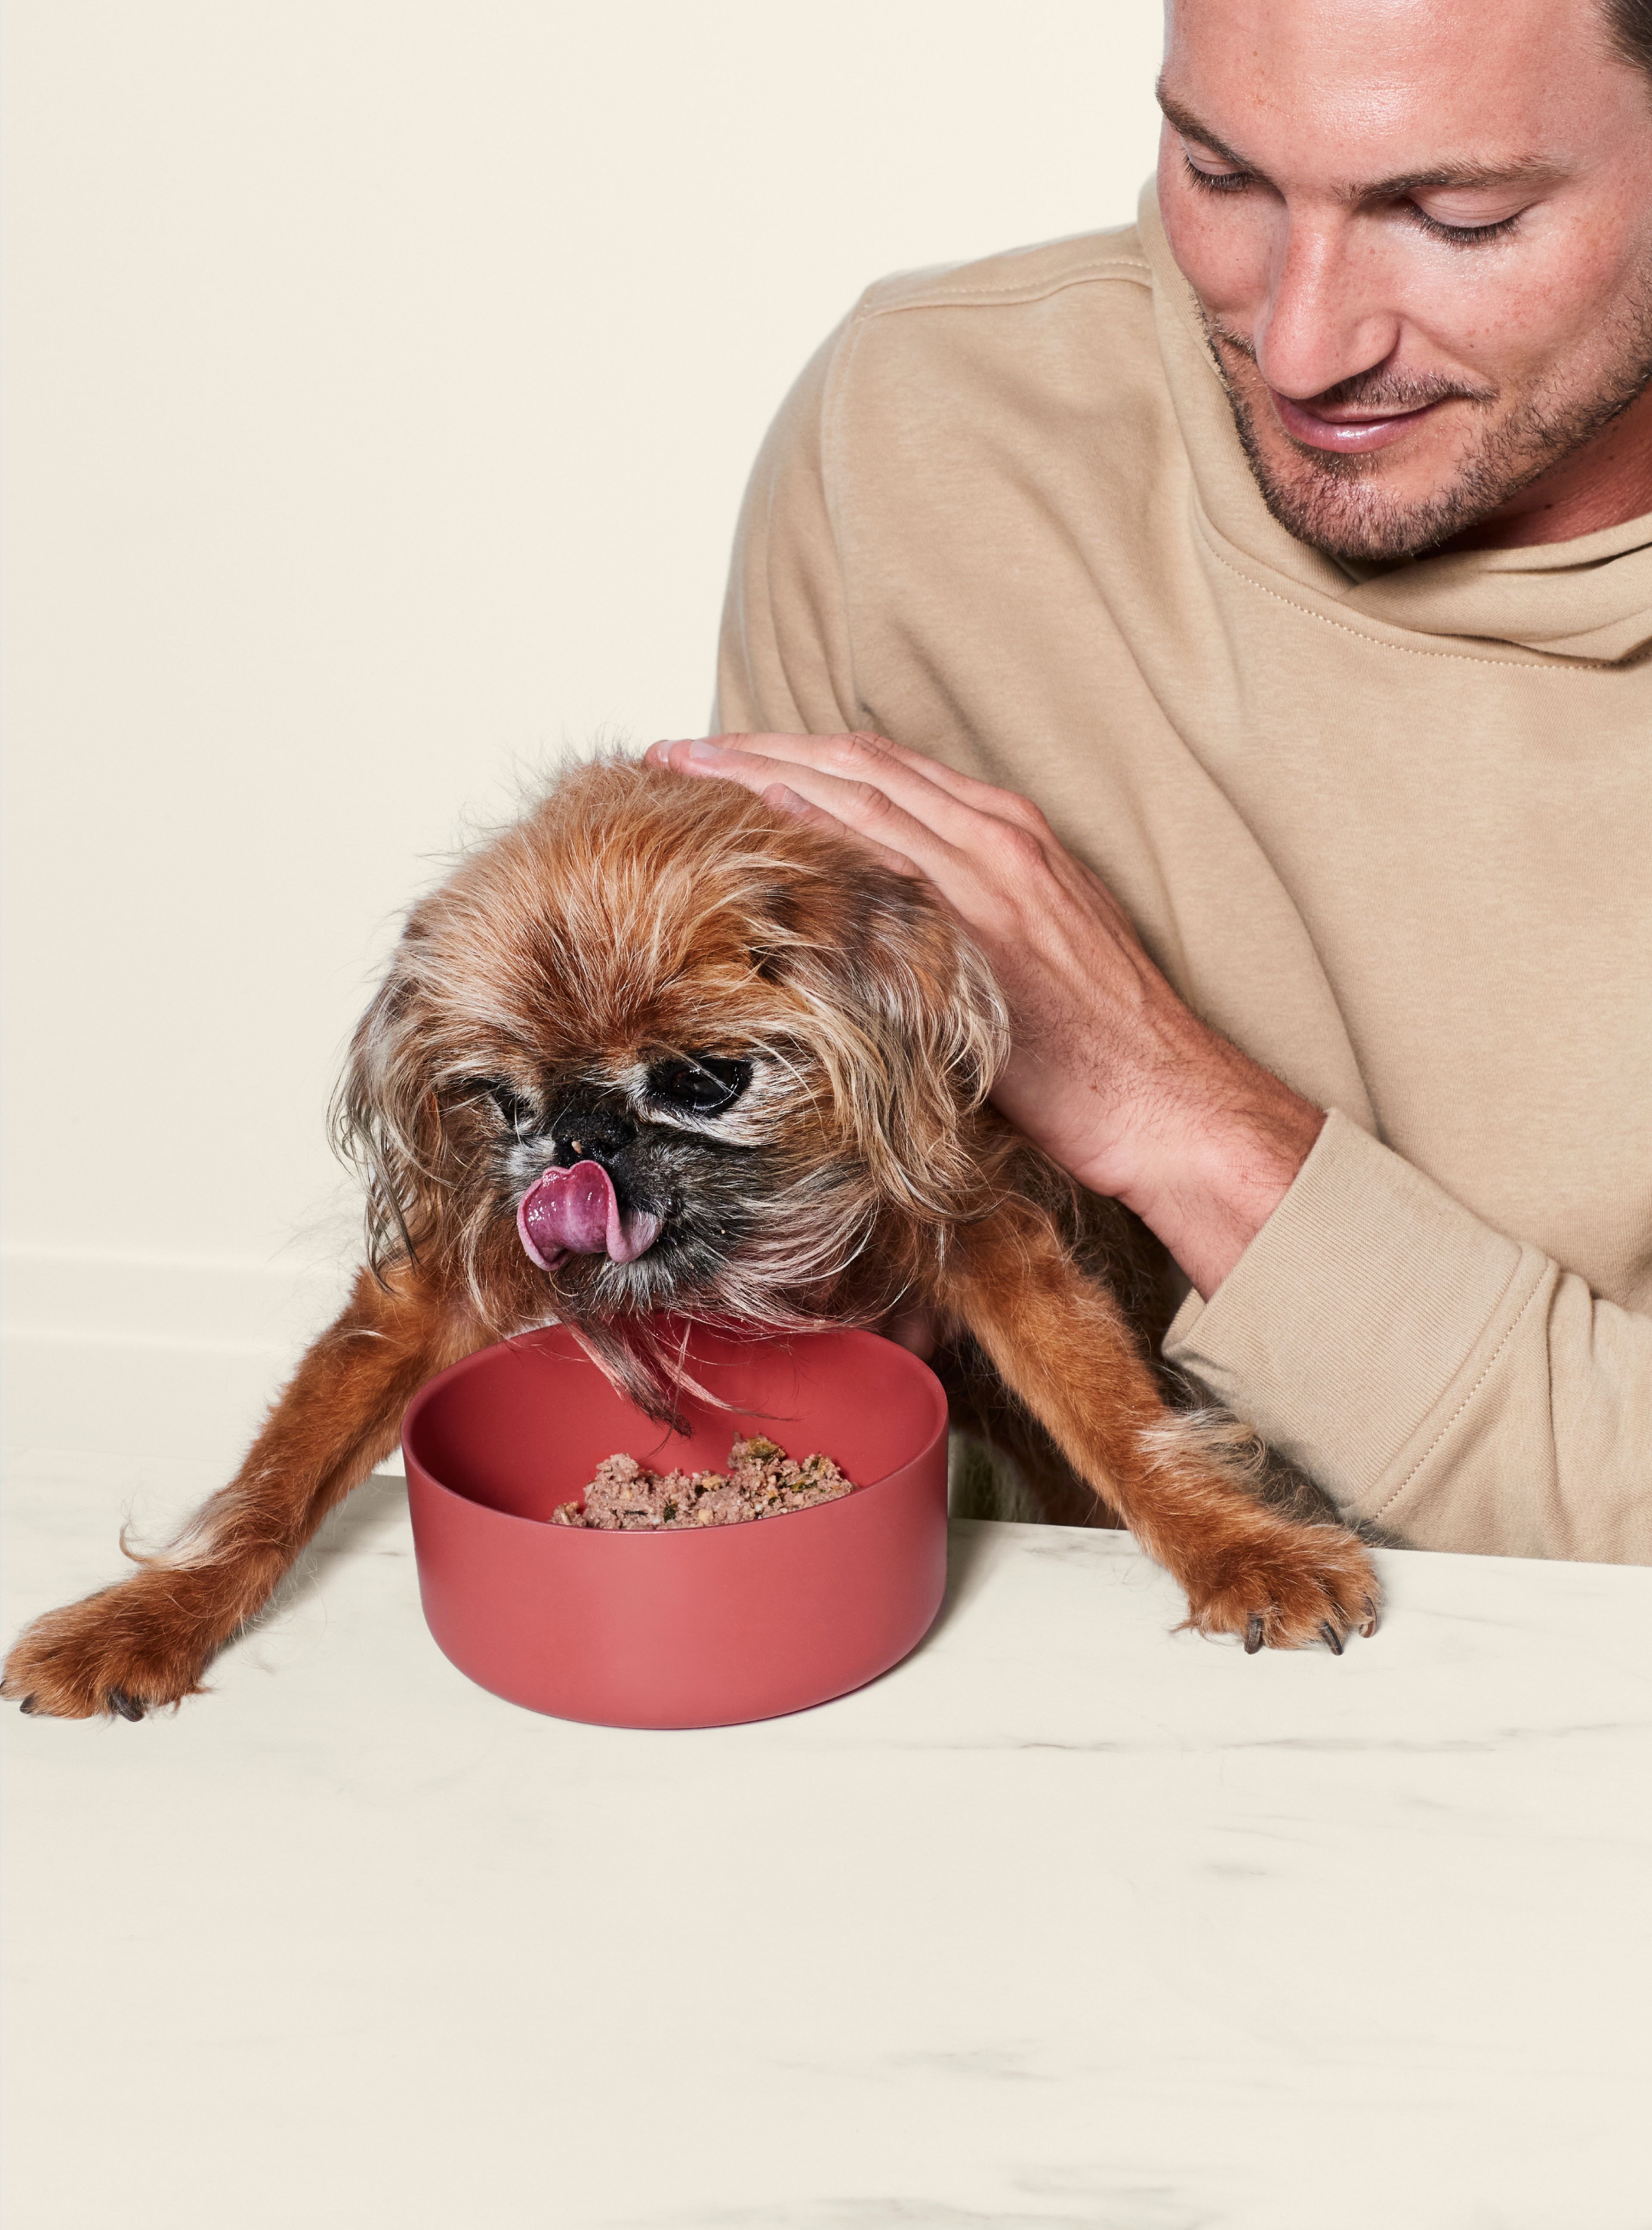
[339,1066,948,1423]
[569,1167,903,1420]
[485,1120,922,1419]
[337,1019,909,1385]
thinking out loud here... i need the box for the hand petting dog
[647,732,1325,1302]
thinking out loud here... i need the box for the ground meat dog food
[550,1437,854,1530]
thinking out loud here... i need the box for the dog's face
[339,760,1006,1398]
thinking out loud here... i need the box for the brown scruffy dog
[3,759,1379,1719]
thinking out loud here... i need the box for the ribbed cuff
[1163,1110,1529,1511]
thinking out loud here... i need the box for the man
[649,0,1652,1561]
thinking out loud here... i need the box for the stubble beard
[1199,292,1652,565]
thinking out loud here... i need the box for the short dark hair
[1603,0,1652,74]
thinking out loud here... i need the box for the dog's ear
[777,872,1010,1221]
[332,923,452,1280]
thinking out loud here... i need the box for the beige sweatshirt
[714,186,1652,1565]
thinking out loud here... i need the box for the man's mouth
[517,1160,663,1270]
[1270,390,1444,454]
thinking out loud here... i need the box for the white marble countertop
[4,1449,1650,2230]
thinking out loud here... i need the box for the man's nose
[1251,214,1402,402]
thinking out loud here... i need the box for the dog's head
[336,758,1008,1408]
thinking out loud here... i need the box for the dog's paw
[1180,1521,1381,1653]
[1,1581,213,1720]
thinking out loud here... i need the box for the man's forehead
[1159,0,1630,183]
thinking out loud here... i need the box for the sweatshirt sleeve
[1164,1109,1652,1564]
[712,321,863,737]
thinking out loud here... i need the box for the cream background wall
[1,0,1165,1470]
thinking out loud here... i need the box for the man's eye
[1182,149,1252,195]
[647,1055,753,1116]
[1407,203,1523,247]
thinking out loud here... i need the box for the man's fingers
[650,735,1066,933]
[645,734,1132,968]
[650,731,1054,845]
[812,732,1056,839]
[652,737,969,887]
[760,783,921,879]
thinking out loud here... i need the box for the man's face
[1157,0,1652,561]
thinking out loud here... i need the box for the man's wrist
[1089,1069,1325,1303]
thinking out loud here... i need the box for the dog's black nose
[548,1104,635,1168]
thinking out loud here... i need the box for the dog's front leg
[945,1206,1381,1650]
[2,1264,479,1718]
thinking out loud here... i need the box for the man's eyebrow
[1155,85,1563,202]
[1156,89,1255,176]
[1355,158,1563,200]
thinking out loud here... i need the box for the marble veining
[3,1453,1649,2230]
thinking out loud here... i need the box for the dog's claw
[18,1695,38,1716]
[1320,1620,1344,1656]
[1244,1615,1265,1654]
[108,1690,145,1722]
[1359,1597,1379,1638]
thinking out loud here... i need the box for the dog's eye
[647,1055,752,1117]
[482,1081,539,1135]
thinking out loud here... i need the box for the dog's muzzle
[517,1160,663,1270]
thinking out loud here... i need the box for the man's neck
[1441,380,1652,552]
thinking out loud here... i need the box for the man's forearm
[1090,1031,1328,1302]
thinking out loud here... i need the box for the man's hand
[645,731,1325,1300]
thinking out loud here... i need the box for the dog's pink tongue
[517,1161,663,1271]
[521,1162,612,1260]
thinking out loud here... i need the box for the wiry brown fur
[3,759,1378,1720]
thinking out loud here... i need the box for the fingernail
[683,738,728,763]
[766,783,811,817]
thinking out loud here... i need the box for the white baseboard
[0,1245,404,1476]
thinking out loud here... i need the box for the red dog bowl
[401,1323,950,1728]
